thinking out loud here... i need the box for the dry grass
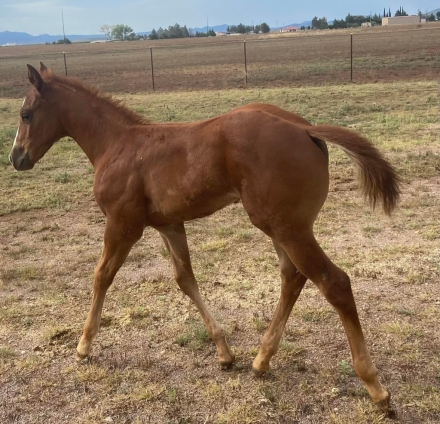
[0,23,438,96]
[0,77,439,423]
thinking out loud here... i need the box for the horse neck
[55,86,131,166]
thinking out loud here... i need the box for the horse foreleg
[252,240,307,376]
[76,220,141,361]
[156,223,235,367]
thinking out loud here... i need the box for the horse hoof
[219,360,234,370]
[76,351,88,362]
[252,366,267,377]
[219,353,235,369]
[375,393,391,414]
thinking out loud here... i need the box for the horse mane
[41,68,151,126]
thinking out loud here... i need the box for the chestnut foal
[10,64,400,411]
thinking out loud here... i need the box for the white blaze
[13,98,26,147]
[13,128,19,147]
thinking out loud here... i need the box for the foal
[10,64,400,411]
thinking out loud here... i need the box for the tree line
[306,6,438,30]
[149,24,217,39]
[226,23,270,33]
[100,22,270,42]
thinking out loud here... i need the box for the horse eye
[21,111,31,122]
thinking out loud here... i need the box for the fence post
[243,40,248,87]
[150,46,155,91]
[63,52,67,76]
[350,33,353,81]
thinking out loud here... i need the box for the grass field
[0,25,439,424]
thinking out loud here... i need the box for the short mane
[42,69,151,126]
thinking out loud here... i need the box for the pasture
[0,23,439,95]
[0,25,439,424]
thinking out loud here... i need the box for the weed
[260,384,276,403]
[362,226,382,235]
[339,360,355,376]
[0,346,15,359]
[175,321,210,350]
[252,317,267,333]
[54,172,70,183]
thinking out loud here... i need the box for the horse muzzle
[9,146,34,171]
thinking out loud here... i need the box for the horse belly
[147,189,240,224]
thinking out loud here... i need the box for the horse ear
[27,64,44,92]
[39,62,48,73]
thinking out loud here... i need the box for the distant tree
[389,8,391,17]
[427,13,436,21]
[300,25,305,30]
[237,23,247,33]
[227,23,255,34]
[345,13,368,27]
[260,22,270,33]
[126,32,137,41]
[149,29,158,40]
[371,13,381,25]
[100,24,114,40]
[112,24,134,40]
[312,16,328,29]
[333,18,347,28]
[395,8,408,16]
[56,38,71,44]
[307,25,311,30]
[436,11,440,20]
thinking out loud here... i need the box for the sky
[0,0,438,35]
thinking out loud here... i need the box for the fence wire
[0,27,438,97]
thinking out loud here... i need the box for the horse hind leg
[279,232,390,411]
[253,240,307,376]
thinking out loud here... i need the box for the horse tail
[305,125,401,215]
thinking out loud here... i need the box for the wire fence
[0,27,439,97]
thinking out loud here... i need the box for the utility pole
[61,10,66,43]
[207,16,208,34]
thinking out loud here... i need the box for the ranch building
[280,26,298,32]
[382,15,421,25]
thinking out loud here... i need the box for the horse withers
[9,63,400,412]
